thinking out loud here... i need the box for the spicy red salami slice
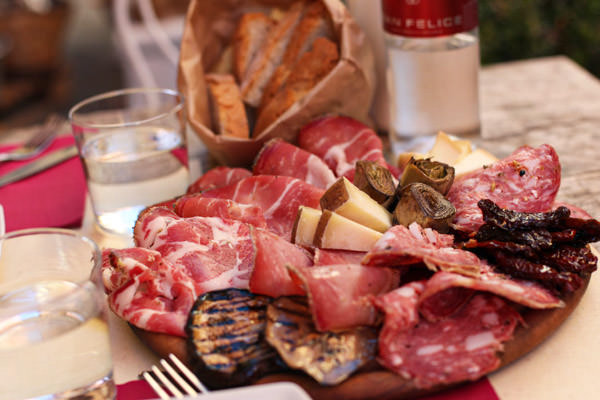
[200,175,323,241]
[297,116,388,181]
[377,293,521,389]
[253,138,336,189]
[187,166,251,194]
[418,266,564,321]
[447,145,561,233]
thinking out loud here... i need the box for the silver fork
[143,354,209,399]
[0,114,62,162]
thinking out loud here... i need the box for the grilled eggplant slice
[185,289,283,388]
[265,296,377,386]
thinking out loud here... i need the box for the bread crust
[233,13,274,81]
[206,73,249,139]
[240,1,306,107]
[253,37,339,135]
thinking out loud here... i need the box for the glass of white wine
[0,228,115,400]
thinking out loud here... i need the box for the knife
[0,145,79,188]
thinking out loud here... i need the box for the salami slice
[419,266,564,322]
[102,247,197,337]
[377,293,521,389]
[297,116,387,181]
[363,223,484,277]
[201,175,323,241]
[288,263,400,332]
[372,281,425,332]
[253,138,336,189]
[187,166,251,194]
[447,145,561,233]
[174,195,268,229]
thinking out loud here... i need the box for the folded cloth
[0,136,86,232]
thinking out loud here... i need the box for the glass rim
[0,228,102,278]
[68,87,185,130]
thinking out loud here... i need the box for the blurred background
[0,0,599,131]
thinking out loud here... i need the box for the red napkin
[115,377,499,400]
[0,136,86,232]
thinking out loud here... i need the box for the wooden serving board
[132,276,589,400]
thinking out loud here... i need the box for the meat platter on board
[101,116,599,399]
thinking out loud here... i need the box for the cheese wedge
[314,211,383,251]
[453,148,498,177]
[397,152,426,171]
[291,206,322,246]
[429,131,469,165]
[320,177,393,233]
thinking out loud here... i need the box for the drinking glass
[69,88,190,235]
[0,228,115,400]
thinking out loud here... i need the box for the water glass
[69,88,190,235]
[0,228,115,400]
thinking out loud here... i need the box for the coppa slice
[187,166,251,194]
[174,195,267,229]
[363,223,483,277]
[200,175,324,241]
[102,247,198,337]
[377,293,521,389]
[134,207,255,293]
[253,138,336,189]
[447,145,561,233]
[297,115,388,180]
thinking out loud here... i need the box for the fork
[0,115,62,162]
[143,354,209,399]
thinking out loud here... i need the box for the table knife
[0,145,79,188]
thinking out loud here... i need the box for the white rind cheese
[314,210,383,252]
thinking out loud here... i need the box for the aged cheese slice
[291,206,322,246]
[429,131,468,165]
[454,148,499,177]
[397,152,426,171]
[320,177,393,233]
[314,210,383,252]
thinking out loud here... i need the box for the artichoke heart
[353,160,396,207]
[393,183,456,232]
[400,157,455,195]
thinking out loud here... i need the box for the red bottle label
[382,0,478,37]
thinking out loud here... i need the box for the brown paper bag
[177,0,376,166]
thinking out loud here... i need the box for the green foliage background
[479,2,600,76]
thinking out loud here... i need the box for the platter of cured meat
[101,116,599,399]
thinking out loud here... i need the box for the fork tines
[143,354,209,399]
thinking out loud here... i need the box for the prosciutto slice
[174,195,267,229]
[200,175,323,241]
[419,266,564,321]
[363,223,485,277]
[288,264,400,332]
[253,138,336,189]
[134,207,255,293]
[447,145,561,233]
[297,116,387,181]
[187,166,251,194]
[249,228,313,298]
[102,248,197,337]
[314,249,366,265]
[377,293,521,389]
